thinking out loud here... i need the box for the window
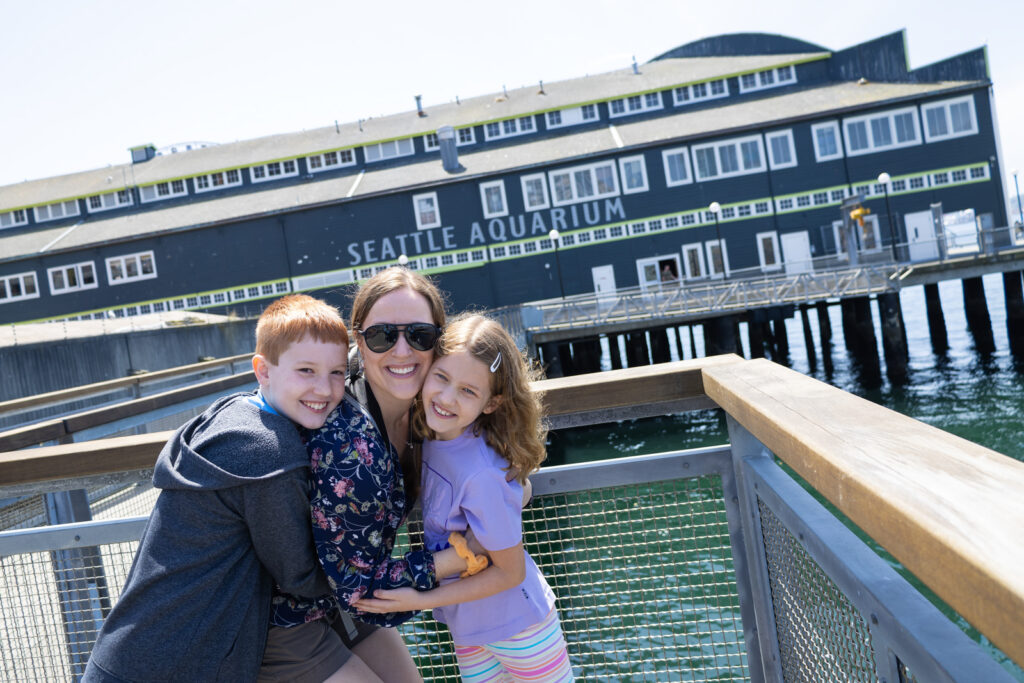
[423,133,439,151]
[87,190,133,213]
[608,92,663,118]
[842,106,920,156]
[250,160,299,183]
[306,149,355,173]
[811,121,842,162]
[48,262,97,294]
[691,135,765,180]
[106,251,157,285]
[457,127,476,145]
[413,192,441,229]
[479,181,508,218]
[756,232,782,271]
[0,271,39,303]
[682,244,706,279]
[548,160,619,206]
[662,147,693,186]
[766,130,796,169]
[33,199,80,222]
[193,169,243,193]
[921,96,978,142]
[545,105,600,129]
[673,83,719,104]
[738,65,799,93]
[364,138,414,163]
[618,155,649,194]
[520,173,550,210]
[139,179,188,203]
[483,116,537,141]
[1,208,29,229]
[705,240,729,278]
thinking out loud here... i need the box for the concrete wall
[0,320,257,402]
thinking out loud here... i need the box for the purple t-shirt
[421,427,555,646]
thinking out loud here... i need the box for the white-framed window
[520,173,550,211]
[250,159,299,183]
[843,106,920,156]
[456,127,476,146]
[479,181,508,218]
[87,190,133,213]
[48,261,97,294]
[0,271,39,303]
[921,95,978,142]
[364,138,415,163]
[705,240,729,278]
[33,199,80,223]
[483,116,537,141]
[1,208,29,229]
[423,133,439,151]
[193,169,243,193]
[139,179,188,203]
[811,121,843,161]
[832,216,881,257]
[738,65,798,93]
[413,192,441,229]
[682,243,706,280]
[618,155,649,194]
[608,92,663,118]
[546,105,601,129]
[692,135,765,180]
[661,147,693,187]
[306,149,356,174]
[756,231,782,271]
[548,160,619,206]
[672,78,729,106]
[106,251,157,285]
[765,130,797,170]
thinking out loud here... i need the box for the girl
[355,313,575,682]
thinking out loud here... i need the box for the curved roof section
[652,33,829,60]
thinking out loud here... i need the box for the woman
[265,267,478,683]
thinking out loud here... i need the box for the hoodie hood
[154,392,308,491]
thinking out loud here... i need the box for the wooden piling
[747,317,766,359]
[625,331,651,367]
[540,341,563,378]
[877,292,909,383]
[606,334,623,369]
[961,277,995,354]
[704,315,739,356]
[649,327,672,364]
[800,305,817,372]
[923,283,949,354]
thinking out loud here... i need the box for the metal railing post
[725,414,784,682]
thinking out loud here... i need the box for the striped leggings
[453,608,574,682]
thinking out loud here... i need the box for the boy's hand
[352,588,423,614]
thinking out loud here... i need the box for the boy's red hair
[255,294,349,364]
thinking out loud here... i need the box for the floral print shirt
[270,392,436,628]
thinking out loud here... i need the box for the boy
[84,294,348,682]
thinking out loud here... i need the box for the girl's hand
[351,588,423,614]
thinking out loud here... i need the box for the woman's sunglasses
[357,323,441,353]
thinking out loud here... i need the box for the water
[548,272,1024,463]
[544,272,1024,679]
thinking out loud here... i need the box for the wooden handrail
[701,358,1024,668]
[0,353,253,414]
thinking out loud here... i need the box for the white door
[592,265,616,297]
[905,210,939,261]
[780,231,813,275]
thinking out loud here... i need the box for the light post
[877,172,898,261]
[708,202,726,280]
[548,229,566,299]
[1013,169,1024,228]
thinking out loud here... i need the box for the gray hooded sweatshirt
[84,392,330,682]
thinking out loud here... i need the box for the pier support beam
[841,297,881,387]
[799,305,817,373]
[571,338,603,375]
[704,315,739,356]
[1002,271,1024,357]
[771,309,789,363]
[539,342,566,378]
[649,327,672,364]
[747,316,766,359]
[816,301,834,376]
[877,292,909,384]
[688,325,699,359]
[923,283,948,354]
[961,277,995,354]
[625,331,650,367]
[606,334,623,370]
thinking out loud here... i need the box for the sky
[2,0,1023,208]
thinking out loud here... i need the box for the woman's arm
[352,542,524,614]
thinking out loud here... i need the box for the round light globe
[548,229,560,241]
[398,254,409,266]
[878,172,891,184]
[709,202,721,214]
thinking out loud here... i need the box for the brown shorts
[258,619,351,683]
[330,611,380,650]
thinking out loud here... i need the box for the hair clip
[490,351,502,373]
